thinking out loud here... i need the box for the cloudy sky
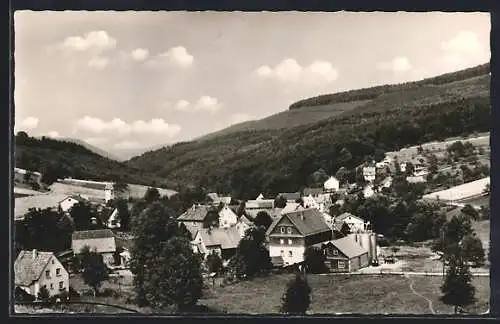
[14,11,490,156]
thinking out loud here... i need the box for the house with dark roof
[14,250,69,298]
[177,204,237,237]
[316,235,370,272]
[59,195,88,213]
[192,227,241,261]
[72,229,117,266]
[265,208,336,266]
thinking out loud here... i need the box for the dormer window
[286,227,292,234]
[280,227,285,234]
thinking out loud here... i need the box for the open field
[199,273,489,315]
[423,177,490,202]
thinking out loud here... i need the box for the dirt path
[407,276,436,314]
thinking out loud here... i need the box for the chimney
[32,249,38,259]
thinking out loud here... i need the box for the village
[13,133,491,314]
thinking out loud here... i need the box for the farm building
[317,236,370,273]
[71,229,117,266]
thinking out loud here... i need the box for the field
[199,273,489,315]
[458,194,490,207]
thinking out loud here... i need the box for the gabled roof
[177,205,214,222]
[72,229,115,240]
[335,212,365,223]
[245,200,274,209]
[61,195,88,204]
[238,215,253,226]
[267,208,331,237]
[198,227,241,250]
[325,236,369,259]
[280,203,304,214]
[303,188,324,196]
[15,251,56,286]
[278,192,301,201]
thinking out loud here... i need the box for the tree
[69,202,100,231]
[229,227,272,279]
[461,235,485,268]
[304,247,328,274]
[274,195,287,209]
[40,164,61,186]
[280,274,311,315]
[37,286,50,301]
[340,222,351,236]
[115,198,131,231]
[81,249,108,297]
[144,187,161,204]
[440,256,476,314]
[461,205,480,221]
[206,251,223,274]
[130,202,203,311]
[335,167,349,185]
[254,211,273,230]
[113,181,129,194]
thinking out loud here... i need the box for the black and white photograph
[12,10,491,315]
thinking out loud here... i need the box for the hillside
[126,64,491,199]
[198,63,489,141]
[60,137,121,161]
[14,132,177,189]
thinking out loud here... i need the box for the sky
[14,11,491,157]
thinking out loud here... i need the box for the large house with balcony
[266,208,339,266]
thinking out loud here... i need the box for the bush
[68,286,80,299]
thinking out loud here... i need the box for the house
[266,208,334,266]
[302,195,320,210]
[278,192,301,203]
[362,166,376,182]
[236,215,253,238]
[334,212,370,233]
[279,202,305,215]
[176,204,219,237]
[14,250,69,298]
[218,205,238,228]
[316,236,370,272]
[245,199,275,210]
[324,176,340,192]
[192,227,241,261]
[72,229,117,266]
[406,175,427,183]
[105,208,121,229]
[59,195,88,213]
[302,187,324,197]
[206,193,232,205]
[362,185,375,199]
[322,211,335,229]
[14,167,42,184]
[380,176,393,189]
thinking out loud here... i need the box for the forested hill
[126,64,491,199]
[14,132,176,189]
[289,63,490,110]
[197,63,490,141]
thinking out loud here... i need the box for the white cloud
[47,131,60,138]
[74,116,181,138]
[60,30,117,52]
[440,31,489,70]
[173,96,222,113]
[175,100,190,111]
[255,58,339,84]
[377,56,413,73]
[145,46,194,68]
[130,48,149,61]
[18,117,39,130]
[87,56,110,69]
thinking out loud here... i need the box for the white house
[59,195,88,213]
[324,176,340,192]
[363,185,375,198]
[302,195,320,210]
[104,183,114,203]
[14,250,69,298]
[218,205,238,228]
[256,193,265,200]
[362,166,376,182]
[335,212,370,233]
[236,215,253,238]
[106,208,121,229]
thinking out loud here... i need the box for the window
[286,227,292,234]
[332,249,338,256]
[280,227,285,234]
[280,239,284,245]
[288,251,293,257]
[338,261,346,269]
[50,283,53,290]
[288,239,292,245]
[280,250,284,257]
[59,281,64,289]
[56,268,61,276]
[45,270,50,278]
[51,260,54,264]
